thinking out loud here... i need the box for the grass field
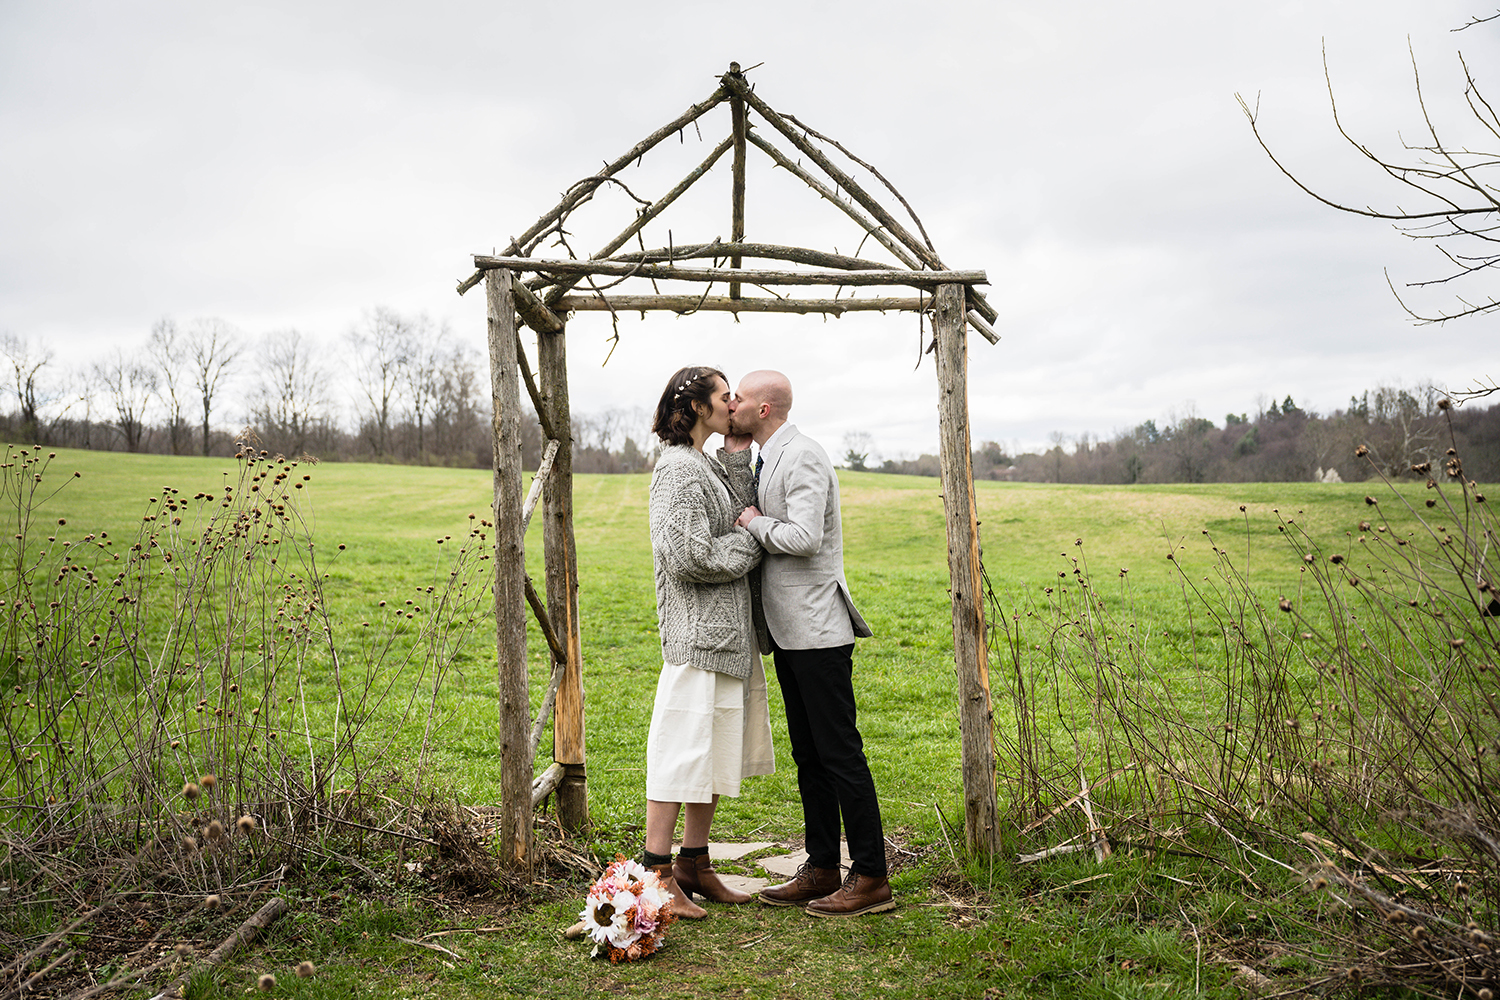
[2,445,1483,998]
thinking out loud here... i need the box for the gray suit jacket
[741,424,872,650]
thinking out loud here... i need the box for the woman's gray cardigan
[649,443,762,678]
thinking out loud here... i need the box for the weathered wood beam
[610,241,898,272]
[530,658,565,762]
[933,282,1000,855]
[521,439,561,534]
[485,268,533,870]
[726,74,934,266]
[457,87,730,296]
[966,309,1001,346]
[745,131,924,271]
[556,293,929,314]
[537,316,588,832]
[531,761,565,809]
[512,327,555,443]
[541,137,735,308]
[524,575,568,665]
[512,281,564,335]
[745,134,996,347]
[723,73,1000,326]
[476,255,987,288]
[729,63,748,299]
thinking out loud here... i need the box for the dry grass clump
[0,440,505,996]
[1004,406,1500,996]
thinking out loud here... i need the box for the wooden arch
[457,63,1000,869]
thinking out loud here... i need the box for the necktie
[753,454,764,504]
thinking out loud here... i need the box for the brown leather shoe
[805,871,895,917]
[673,853,752,905]
[649,863,707,919]
[758,861,841,907]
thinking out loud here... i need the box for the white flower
[603,889,640,948]
[580,891,625,946]
[615,858,649,884]
[637,881,669,913]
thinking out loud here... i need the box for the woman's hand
[723,432,753,453]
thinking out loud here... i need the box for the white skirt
[645,651,775,803]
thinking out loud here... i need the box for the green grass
[31,451,1410,840]
[4,447,1481,998]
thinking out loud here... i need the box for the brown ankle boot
[649,863,707,919]
[758,861,842,907]
[673,853,752,905]
[805,870,895,917]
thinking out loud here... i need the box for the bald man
[724,370,892,917]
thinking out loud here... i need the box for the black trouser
[772,642,887,878]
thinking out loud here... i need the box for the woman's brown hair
[651,365,727,446]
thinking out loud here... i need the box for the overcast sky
[2,1,1497,460]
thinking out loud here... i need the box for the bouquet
[579,856,676,962]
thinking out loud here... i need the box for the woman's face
[694,376,733,437]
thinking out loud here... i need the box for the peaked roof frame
[465,64,1001,872]
[458,63,998,342]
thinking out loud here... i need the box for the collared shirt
[756,422,796,475]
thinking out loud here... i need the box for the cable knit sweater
[649,444,762,678]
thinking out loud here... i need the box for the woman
[642,365,774,919]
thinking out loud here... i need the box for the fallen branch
[419,927,510,940]
[2,900,114,984]
[1017,839,1090,864]
[394,934,464,961]
[1077,769,1113,863]
[1019,765,1133,835]
[204,897,289,966]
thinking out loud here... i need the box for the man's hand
[723,432,753,453]
[736,505,761,528]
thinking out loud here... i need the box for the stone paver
[755,841,853,878]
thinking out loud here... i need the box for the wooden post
[729,62,747,299]
[933,282,1000,854]
[485,269,532,869]
[535,319,588,832]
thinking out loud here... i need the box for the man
[724,369,893,917]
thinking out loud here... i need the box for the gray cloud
[1,0,1494,457]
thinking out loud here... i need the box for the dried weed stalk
[1005,405,1500,996]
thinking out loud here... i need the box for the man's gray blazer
[744,424,872,650]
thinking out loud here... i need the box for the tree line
[0,309,654,473]
[6,318,1494,483]
[844,387,1500,485]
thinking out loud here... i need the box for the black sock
[643,850,672,868]
[678,845,709,859]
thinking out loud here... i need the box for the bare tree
[148,317,191,455]
[347,307,411,457]
[431,345,484,461]
[55,364,101,450]
[1360,382,1442,476]
[95,349,158,452]
[401,315,448,459]
[186,318,241,456]
[842,430,876,470]
[1239,43,1500,326]
[253,330,327,457]
[0,332,56,444]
